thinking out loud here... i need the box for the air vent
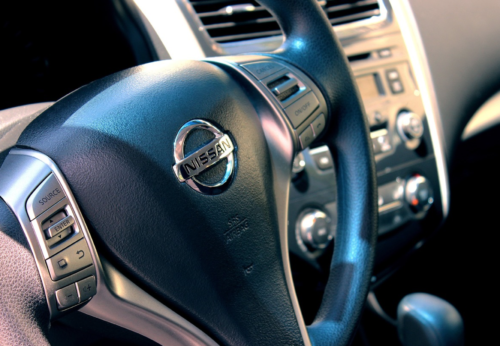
[188,0,382,43]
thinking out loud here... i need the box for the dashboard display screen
[356,74,382,100]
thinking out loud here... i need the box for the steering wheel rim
[257,0,378,344]
[0,1,377,345]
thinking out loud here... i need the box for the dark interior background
[0,0,154,111]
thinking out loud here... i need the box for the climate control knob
[405,175,434,213]
[397,111,424,141]
[297,208,334,250]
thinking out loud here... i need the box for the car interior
[1,0,499,345]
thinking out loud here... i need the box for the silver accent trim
[378,200,403,213]
[0,152,96,318]
[133,0,205,60]
[390,0,450,218]
[209,57,313,346]
[462,91,500,140]
[0,149,217,346]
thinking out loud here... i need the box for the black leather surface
[407,0,500,165]
[0,198,49,346]
[257,0,378,345]
[18,61,303,345]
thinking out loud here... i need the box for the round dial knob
[297,208,334,250]
[397,111,424,141]
[405,175,434,213]
[292,152,306,174]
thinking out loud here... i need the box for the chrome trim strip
[133,0,205,60]
[462,91,500,140]
[390,0,450,218]
[4,149,218,346]
[379,200,403,214]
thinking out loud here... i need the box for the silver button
[46,228,72,247]
[46,215,75,238]
[285,92,320,128]
[55,284,79,309]
[46,239,93,280]
[387,70,399,80]
[26,174,66,220]
[311,113,326,136]
[378,49,392,58]
[299,126,315,149]
[241,61,284,80]
[391,81,404,94]
[76,276,97,302]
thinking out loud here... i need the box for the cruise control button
[311,113,326,136]
[26,174,66,220]
[55,284,79,309]
[241,62,284,80]
[76,276,97,302]
[46,239,92,280]
[285,92,320,128]
[299,126,315,149]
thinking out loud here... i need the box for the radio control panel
[288,53,443,262]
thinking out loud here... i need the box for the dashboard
[1,0,500,345]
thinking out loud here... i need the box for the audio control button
[297,208,334,250]
[55,284,79,310]
[26,174,66,220]
[76,276,97,302]
[46,239,92,280]
[405,175,434,213]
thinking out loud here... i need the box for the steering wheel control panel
[0,150,98,319]
[221,57,329,152]
[288,54,442,263]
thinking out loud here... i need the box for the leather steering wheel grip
[0,199,50,346]
[257,0,378,345]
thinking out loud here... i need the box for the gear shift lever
[397,293,464,346]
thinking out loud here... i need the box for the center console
[286,18,444,268]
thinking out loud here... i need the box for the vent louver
[188,0,382,43]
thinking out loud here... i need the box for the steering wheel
[0,0,377,345]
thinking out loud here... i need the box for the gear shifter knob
[397,293,464,346]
